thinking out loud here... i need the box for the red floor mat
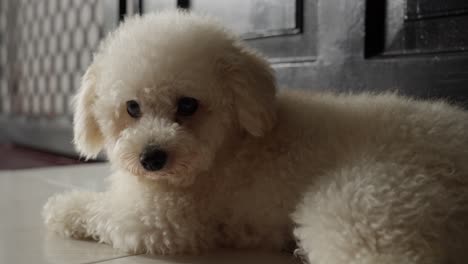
[0,144,89,170]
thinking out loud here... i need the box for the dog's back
[280,91,468,264]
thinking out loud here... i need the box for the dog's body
[43,11,468,264]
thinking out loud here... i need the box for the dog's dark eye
[177,97,198,116]
[126,100,141,118]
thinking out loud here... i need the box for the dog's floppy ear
[224,48,277,137]
[72,65,104,159]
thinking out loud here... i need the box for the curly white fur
[43,10,468,264]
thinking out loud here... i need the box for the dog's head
[73,11,277,186]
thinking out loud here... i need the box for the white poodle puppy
[43,11,468,264]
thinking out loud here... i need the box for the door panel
[367,0,468,56]
[192,0,297,38]
[406,0,468,19]
[141,0,176,13]
[192,0,316,63]
[138,0,468,106]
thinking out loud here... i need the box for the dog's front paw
[42,191,96,239]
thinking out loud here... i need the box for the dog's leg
[43,190,103,239]
[44,190,159,253]
[43,180,214,254]
[292,160,468,264]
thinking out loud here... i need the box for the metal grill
[13,0,104,120]
[0,0,11,116]
[0,0,118,155]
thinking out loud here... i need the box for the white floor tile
[97,250,300,264]
[0,164,300,264]
[0,164,130,264]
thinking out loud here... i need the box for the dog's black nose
[140,147,168,171]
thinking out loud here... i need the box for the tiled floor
[0,164,300,264]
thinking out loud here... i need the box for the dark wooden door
[134,0,468,106]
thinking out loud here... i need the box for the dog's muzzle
[139,146,168,171]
